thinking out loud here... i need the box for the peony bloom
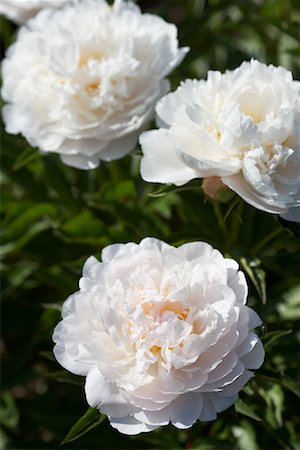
[140,60,300,222]
[1,0,188,169]
[0,0,68,24]
[53,238,264,435]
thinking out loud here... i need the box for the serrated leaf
[240,257,266,303]
[61,407,105,445]
[235,399,261,421]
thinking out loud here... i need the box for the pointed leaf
[61,407,105,445]
[235,399,261,421]
[12,146,41,171]
[47,370,83,386]
[240,257,266,303]
[258,374,300,398]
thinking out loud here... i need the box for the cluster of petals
[0,0,69,24]
[140,60,300,222]
[53,238,264,435]
[1,0,188,169]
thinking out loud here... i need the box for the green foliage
[1,0,300,449]
[61,408,106,444]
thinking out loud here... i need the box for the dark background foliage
[1,0,300,449]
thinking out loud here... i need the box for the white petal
[100,393,138,418]
[155,79,197,126]
[280,206,300,223]
[134,406,171,426]
[57,138,108,156]
[52,343,89,376]
[222,173,286,214]
[109,415,158,435]
[177,148,241,177]
[198,395,217,421]
[178,241,214,261]
[140,129,197,186]
[82,256,100,279]
[228,271,248,305]
[219,369,253,397]
[60,153,100,170]
[206,351,238,384]
[247,307,262,329]
[101,243,129,263]
[85,366,112,408]
[207,392,238,413]
[170,392,203,429]
[240,338,265,370]
[99,131,139,161]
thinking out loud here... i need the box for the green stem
[213,201,228,238]
[108,159,120,184]
[252,227,283,254]
[229,200,243,247]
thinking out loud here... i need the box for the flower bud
[202,176,234,202]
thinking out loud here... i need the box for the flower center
[142,300,190,322]
[85,81,100,94]
[79,50,102,68]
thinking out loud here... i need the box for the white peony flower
[140,60,300,222]
[1,0,188,169]
[0,0,69,24]
[53,238,264,435]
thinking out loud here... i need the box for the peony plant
[53,238,264,435]
[140,60,300,222]
[1,0,188,169]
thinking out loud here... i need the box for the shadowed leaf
[61,407,105,445]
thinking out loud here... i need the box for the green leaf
[104,180,136,201]
[61,407,105,445]
[0,391,19,431]
[0,222,51,257]
[39,351,56,362]
[284,46,300,56]
[148,183,199,198]
[1,261,38,299]
[240,257,267,303]
[235,399,261,421]
[1,202,57,241]
[279,374,300,399]
[46,371,83,386]
[258,374,300,398]
[12,146,42,171]
[62,209,104,237]
[277,285,300,320]
[268,384,284,427]
[232,420,259,450]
